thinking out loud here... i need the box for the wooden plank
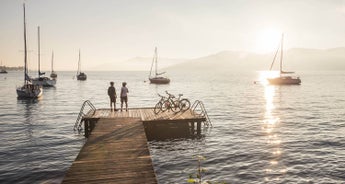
[63,118,157,184]
[90,108,205,121]
[88,108,205,123]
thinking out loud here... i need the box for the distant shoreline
[0,66,24,71]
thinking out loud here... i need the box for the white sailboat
[148,47,170,84]
[31,26,56,87]
[16,3,43,98]
[267,34,301,85]
[76,50,87,80]
[0,60,7,74]
[50,51,57,78]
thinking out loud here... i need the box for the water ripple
[1,71,345,183]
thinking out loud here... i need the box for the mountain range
[91,47,345,71]
[91,57,187,71]
[167,47,345,72]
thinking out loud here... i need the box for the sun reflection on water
[258,71,280,85]
[262,82,287,181]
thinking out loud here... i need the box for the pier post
[197,122,201,135]
[190,122,195,135]
[84,119,89,138]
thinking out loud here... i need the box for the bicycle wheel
[154,102,162,114]
[171,100,181,113]
[180,99,191,111]
[161,100,169,112]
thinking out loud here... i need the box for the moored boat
[31,26,56,87]
[267,75,301,85]
[149,76,170,84]
[50,51,57,78]
[76,50,87,81]
[16,3,42,98]
[0,69,7,74]
[267,34,301,85]
[148,47,170,84]
[0,60,8,74]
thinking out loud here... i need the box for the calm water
[0,70,344,184]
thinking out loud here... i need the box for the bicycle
[165,91,191,112]
[153,92,180,114]
[176,95,191,111]
[154,91,191,114]
[161,91,181,113]
[154,93,167,114]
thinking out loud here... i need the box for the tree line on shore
[0,66,24,71]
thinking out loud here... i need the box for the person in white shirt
[120,82,129,111]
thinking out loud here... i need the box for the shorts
[121,96,128,103]
[110,96,116,103]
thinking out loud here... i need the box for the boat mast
[38,26,41,77]
[280,34,284,76]
[155,47,158,77]
[51,51,54,72]
[77,49,81,75]
[149,48,155,78]
[23,3,28,84]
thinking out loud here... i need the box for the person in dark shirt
[108,81,117,111]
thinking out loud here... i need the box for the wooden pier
[81,108,207,139]
[63,107,208,183]
[63,118,156,183]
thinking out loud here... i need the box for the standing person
[120,82,129,111]
[108,81,117,111]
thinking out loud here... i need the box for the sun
[255,28,282,54]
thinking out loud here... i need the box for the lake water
[0,70,344,184]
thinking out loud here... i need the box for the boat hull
[16,84,43,98]
[149,77,170,84]
[32,77,56,87]
[77,73,87,80]
[268,76,301,85]
[50,72,57,78]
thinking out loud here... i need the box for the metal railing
[191,100,212,127]
[73,100,96,132]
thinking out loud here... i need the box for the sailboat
[16,3,43,98]
[267,34,301,85]
[50,51,57,78]
[76,50,87,80]
[148,47,170,84]
[0,60,7,74]
[31,26,56,87]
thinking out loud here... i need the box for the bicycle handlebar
[157,93,164,98]
[165,91,175,98]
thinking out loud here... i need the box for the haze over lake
[1,0,345,71]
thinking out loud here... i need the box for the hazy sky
[0,0,344,71]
